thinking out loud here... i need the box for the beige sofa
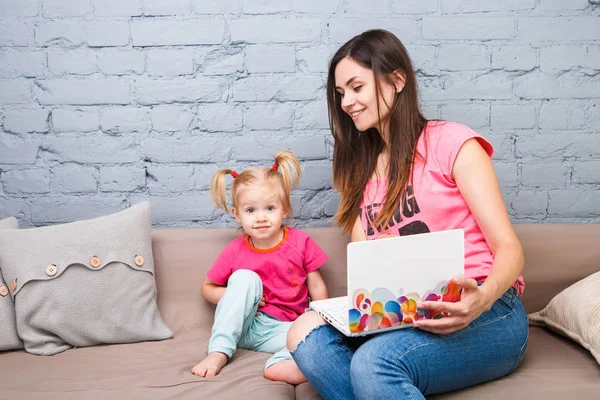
[1,224,599,399]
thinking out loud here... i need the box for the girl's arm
[306,270,329,301]
[201,277,227,305]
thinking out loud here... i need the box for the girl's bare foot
[263,359,307,385]
[192,352,228,377]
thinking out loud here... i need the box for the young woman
[287,30,528,399]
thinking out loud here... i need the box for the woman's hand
[412,276,494,335]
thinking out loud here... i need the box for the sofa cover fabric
[0,225,599,399]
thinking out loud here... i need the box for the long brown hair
[327,29,428,234]
[210,150,301,217]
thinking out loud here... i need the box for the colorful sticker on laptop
[348,280,462,333]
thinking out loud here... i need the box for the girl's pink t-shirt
[359,121,525,295]
[207,227,328,322]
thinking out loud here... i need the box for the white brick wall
[0,50,45,77]
[0,0,599,227]
[0,0,39,18]
[36,21,130,47]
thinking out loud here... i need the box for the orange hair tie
[272,162,279,171]
[231,171,239,178]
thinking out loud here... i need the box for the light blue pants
[208,269,292,370]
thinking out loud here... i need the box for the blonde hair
[210,150,301,216]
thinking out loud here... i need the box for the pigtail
[269,151,301,216]
[210,169,236,213]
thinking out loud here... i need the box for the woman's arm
[414,138,523,334]
[201,277,227,305]
[453,138,524,309]
[350,215,368,242]
[306,270,329,301]
[352,214,397,240]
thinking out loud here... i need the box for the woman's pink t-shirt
[207,227,328,322]
[359,121,525,295]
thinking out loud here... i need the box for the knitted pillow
[0,202,173,355]
[0,217,23,351]
[0,217,17,230]
[529,271,600,365]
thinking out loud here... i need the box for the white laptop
[310,229,465,337]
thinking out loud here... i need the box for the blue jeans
[209,269,292,369]
[291,287,529,400]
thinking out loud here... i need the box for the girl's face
[334,57,400,136]
[232,180,287,249]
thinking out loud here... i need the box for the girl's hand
[412,276,493,335]
[256,296,266,316]
[377,233,397,239]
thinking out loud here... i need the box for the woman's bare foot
[192,352,228,377]
[263,359,307,385]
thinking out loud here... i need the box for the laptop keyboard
[326,305,348,325]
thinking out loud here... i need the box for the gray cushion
[0,202,173,355]
[0,217,18,230]
[0,217,23,351]
[529,271,600,365]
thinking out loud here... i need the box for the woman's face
[334,57,398,134]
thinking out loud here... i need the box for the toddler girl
[192,150,329,384]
